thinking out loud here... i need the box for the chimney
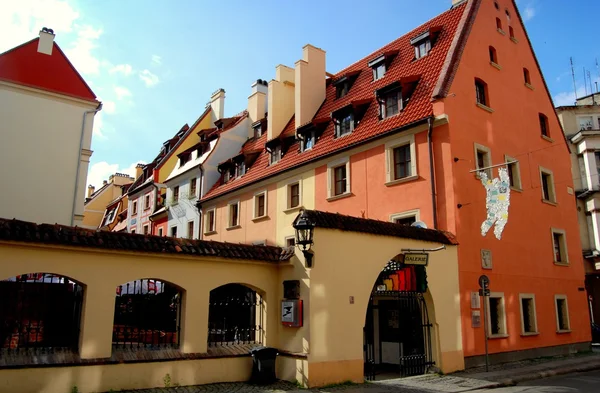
[110,173,135,186]
[210,88,225,123]
[87,185,95,198]
[248,79,269,131]
[135,163,144,179]
[295,44,326,129]
[103,180,108,186]
[37,27,55,56]
[267,65,295,141]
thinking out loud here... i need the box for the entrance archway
[363,259,433,380]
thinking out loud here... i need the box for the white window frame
[372,61,386,81]
[327,157,351,200]
[554,295,571,333]
[474,143,492,179]
[518,294,539,335]
[204,207,217,234]
[551,228,569,265]
[505,155,522,190]
[486,292,508,338]
[390,209,421,225]
[385,134,418,185]
[285,236,296,248]
[253,190,268,220]
[286,180,302,211]
[539,166,557,204]
[270,145,282,165]
[227,200,241,229]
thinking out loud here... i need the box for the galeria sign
[403,253,429,266]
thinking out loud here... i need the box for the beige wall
[0,81,97,227]
[267,65,295,140]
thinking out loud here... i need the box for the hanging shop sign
[281,299,303,327]
[403,253,429,266]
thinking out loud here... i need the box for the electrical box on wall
[281,299,303,327]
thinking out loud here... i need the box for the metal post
[482,295,489,372]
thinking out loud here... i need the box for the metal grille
[208,284,263,347]
[0,273,83,353]
[112,279,181,350]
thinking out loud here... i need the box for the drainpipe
[71,103,102,226]
[427,116,438,230]
[198,166,205,239]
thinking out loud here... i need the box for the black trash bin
[249,346,278,385]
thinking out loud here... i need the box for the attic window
[270,144,282,165]
[252,120,264,139]
[336,83,349,98]
[335,112,354,137]
[179,152,192,166]
[368,55,386,81]
[333,72,360,99]
[377,83,403,119]
[410,31,433,60]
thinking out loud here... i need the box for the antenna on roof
[584,67,588,96]
[570,57,577,102]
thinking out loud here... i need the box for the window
[579,116,594,131]
[302,130,316,151]
[286,237,295,247]
[474,143,492,179]
[173,186,180,203]
[523,68,531,85]
[228,202,240,228]
[204,208,216,234]
[393,145,412,180]
[380,90,402,119]
[505,9,511,21]
[254,191,267,219]
[328,158,351,199]
[505,156,522,189]
[270,145,282,165]
[539,113,549,137]
[190,178,197,198]
[551,228,568,264]
[487,293,507,337]
[253,123,263,139]
[132,201,138,215]
[385,135,417,184]
[489,46,498,64]
[395,215,416,226]
[187,221,194,239]
[414,39,431,59]
[335,112,354,137]
[288,182,300,209]
[373,62,386,80]
[334,165,347,196]
[171,226,177,238]
[519,294,538,335]
[180,153,192,166]
[509,26,515,39]
[336,82,349,98]
[555,295,571,332]
[143,225,149,235]
[496,17,503,31]
[494,1,499,10]
[158,227,163,237]
[540,168,556,203]
[475,79,489,107]
[595,152,600,177]
[144,195,150,210]
[391,210,419,226]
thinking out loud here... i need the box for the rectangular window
[254,192,266,218]
[596,152,600,177]
[132,201,138,215]
[302,130,316,151]
[187,221,194,239]
[204,209,216,233]
[539,114,549,137]
[228,202,240,228]
[552,229,568,264]
[173,186,180,203]
[143,225,149,235]
[505,156,522,189]
[158,227,163,237]
[190,178,197,198]
[144,195,150,210]
[289,183,300,209]
[393,144,411,180]
[395,216,416,226]
[254,124,263,139]
[171,226,177,238]
[286,237,295,247]
[540,168,556,203]
[373,62,386,80]
[270,145,282,165]
[333,165,347,196]
[335,113,354,137]
[555,296,570,332]
[414,39,431,59]
[380,90,402,119]
[474,144,492,179]
[131,228,136,234]
[519,294,538,334]
[475,80,487,106]
[390,210,419,226]
[336,82,349,99]
[487,293,507,337]
[523,68,531,85]
[579,116,594,131]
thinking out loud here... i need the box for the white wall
[0,82,97,226]
[166,173,201,239]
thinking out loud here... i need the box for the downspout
[427,115,438,229]
[71,102,102,226]
[198,165,205,239]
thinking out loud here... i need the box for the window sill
[188,196,197,200]
[556,329,572,334]
[144,207,151,211]
[252,215,270,222]
[521,332,540,337]
[203,230,217,236]
[497,28,506,35]
[541,135,554,143]
[226,225,241,231]
[525,83,535,91]
[511,187,523,193]
[171,201,179,206]
[488,333,509,339]
[490,61,502,70]
[476,103,494,113]
[284,206,303,214]
[510,37,519,44]
[334,132,353,140]
[542,199,557,206]
[385,174,419,187]
[554,261,570,267]
[327,192,353,202]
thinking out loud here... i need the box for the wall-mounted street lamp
[292,209,315,268]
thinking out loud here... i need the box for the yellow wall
[83,182,130,229]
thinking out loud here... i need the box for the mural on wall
[480,167,511,240]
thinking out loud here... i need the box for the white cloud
[92,111,105,138]
[553,91,578,107]
[103,100,116,114]
[114,86,132,100]
[523,6,536,21]
[87,161,146,190]
[139,69,160,87]
[151,55,162,65]
[64,25,103,75]
[109,64,133,76]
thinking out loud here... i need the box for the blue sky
[3,0,600,188]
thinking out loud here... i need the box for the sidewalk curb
[491,361,600,387]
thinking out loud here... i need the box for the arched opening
[363,259,433,381]
[208,283,264,347]
[0,273,84,353]
[112,279,182,350]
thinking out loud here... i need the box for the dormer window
[335,112,354,137]
[336,82,349,99]
[411,28,440,60]
[270,144,282,164]
[303,129,316,151]
[235,160,246,177]
[333,71,360,99]
[415,39,431,59]
[377,83,403,119]
[252,120,265,139]
[368,51,398,81]
[179,152,192,166]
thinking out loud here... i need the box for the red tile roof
[0,218,295,262]
[0,38,97,102]
[201,2,467,202]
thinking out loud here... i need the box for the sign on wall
[281,299,303,327]
[403,253,429,266]
[471,310,481,328]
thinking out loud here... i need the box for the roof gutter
[427,115,438,229]
[71,102,102,226]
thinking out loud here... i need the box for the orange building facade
[199,0,589,368]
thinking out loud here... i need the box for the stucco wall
[166,172,201,239]
[0,82,96,226]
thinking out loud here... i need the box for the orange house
[200,0,589,369]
